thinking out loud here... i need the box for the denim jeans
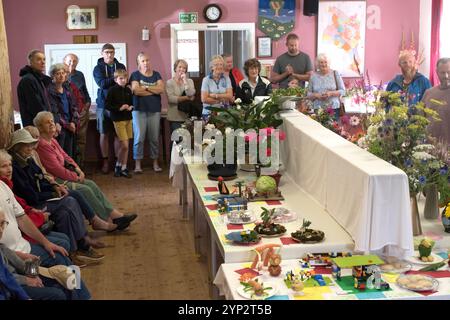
[29,232,91,300]
[132,111,161,160]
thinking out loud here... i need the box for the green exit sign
[179,12,198,23]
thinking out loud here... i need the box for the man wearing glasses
[93,43,126,174]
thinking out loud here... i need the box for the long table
[213,255,450,300]
[280,111,414,258]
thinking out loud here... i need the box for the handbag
[333,71,346,117]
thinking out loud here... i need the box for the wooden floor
[80,163,210,300]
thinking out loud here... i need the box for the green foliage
[271,87,307,98]
[207,97,283,131]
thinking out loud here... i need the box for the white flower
[412,151,435,161]
[205,124,215,130]
[413,144,435,152]
[349,115,360,126]
[236,104,241,110]
[234,98,242,104]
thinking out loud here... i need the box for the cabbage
[255,176,277,193]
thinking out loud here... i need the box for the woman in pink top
[33,111,137,230]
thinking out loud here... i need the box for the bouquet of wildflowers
[360,90,445,196]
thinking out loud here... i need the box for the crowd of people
[1,31,449,299]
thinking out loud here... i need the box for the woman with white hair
[201,55,233,118]
[48,63,79,157]
[33,111,137,231]
[5,130,105,264]
[307,53,345,120]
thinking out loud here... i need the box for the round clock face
[204,5,222,22]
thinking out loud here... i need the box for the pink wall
[3,0,420,109]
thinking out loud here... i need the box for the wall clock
[203,4,222,23]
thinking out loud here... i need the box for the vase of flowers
[411,193,422,236]
[423,184,439,220]
[206,97,285,175]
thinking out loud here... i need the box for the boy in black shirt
[105,69,133,178]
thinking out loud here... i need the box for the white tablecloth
[280,112,413,258]
[214,258,450,300]
[185,163,354,263]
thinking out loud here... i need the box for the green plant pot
[418,244,432,257]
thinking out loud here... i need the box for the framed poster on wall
[317,1,366,77]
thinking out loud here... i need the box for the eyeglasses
[0,220,9,229]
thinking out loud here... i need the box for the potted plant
[205,97,286,174]
[254,207,286,236]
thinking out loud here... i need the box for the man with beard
[386,51,431,106]
[422,57,450,148]
[270,33,313,88]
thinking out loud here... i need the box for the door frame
[170,23,255,76]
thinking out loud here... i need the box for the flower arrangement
[206,98,285,168]
[359,90,450,198]
[403,144,450,203]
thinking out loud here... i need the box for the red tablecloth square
[204,187,218,192]
[280,237,298,245]
[266,200,282,205]
[313,267,333,274]
[234,268,260,277]
[405,270,450,278]
[205,204,218,210]
[227,224,244,230]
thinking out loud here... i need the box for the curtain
[430,0,442,86]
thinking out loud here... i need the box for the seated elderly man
[33,111,137,230]
[386,50,431,106]
[6,130,104,263]
[0,180,90,299]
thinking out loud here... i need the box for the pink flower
[266,148,272,157]
[326,107,334,115]
[340,115,350,125]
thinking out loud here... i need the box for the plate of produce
[254,223,286,237]
[405,252,444,265]
[225,210,256,225]
[290,219,325,243]
[237,279,277,300]
[396,274,439,292]
[379,261,412,274]
[272,207,297,223]
[225,230,261,245]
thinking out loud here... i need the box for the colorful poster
[258,0,295,40]
[318,1,367,77]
